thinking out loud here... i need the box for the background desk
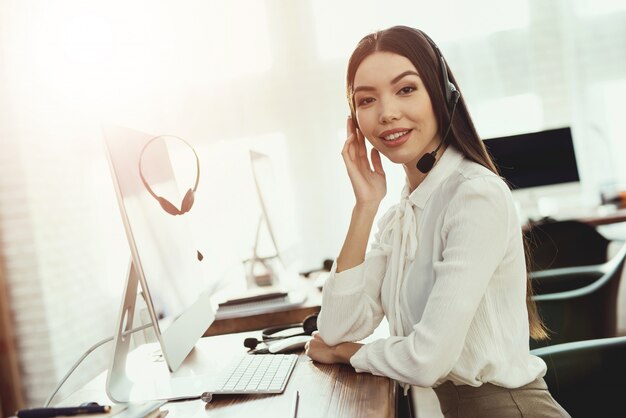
[57,331,395,418]
[204,279,323,337]
[521,207,626,233]
[579,208,626,227]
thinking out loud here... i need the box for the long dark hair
[346,26,548,341]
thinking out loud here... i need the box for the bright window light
[601,79,626,181]
[311,0,529,61]
[7,1,273,129]
[574,0,626,16]
[472,93,543,139]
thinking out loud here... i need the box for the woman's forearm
[333,342,364,364]
[336,203,379,273]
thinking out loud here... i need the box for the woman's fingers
[341,132,355,161]
[346,117,359,162]
[355,128,371,170]
[341,116,386,204]
[371,148,385,175]
[343,135,357,162]
[346,116,355,139]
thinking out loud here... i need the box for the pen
[291,390,299,418]
[16,405,111,418]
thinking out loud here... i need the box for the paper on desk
[66,401,166,418]
[113,401,167,418]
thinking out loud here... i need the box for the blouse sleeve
[316,207,396,345]
[349,176,514,387]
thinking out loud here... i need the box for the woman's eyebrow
[391,70,420,84]
[354,70,420,95]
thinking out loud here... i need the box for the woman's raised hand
[342,117,386,207]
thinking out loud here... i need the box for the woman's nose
[378,101,400,124]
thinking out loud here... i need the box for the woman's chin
[382,150,423,166]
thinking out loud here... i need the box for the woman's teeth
[383,130,409,141]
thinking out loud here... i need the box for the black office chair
[524,219,611,271]
[532,336,626,417]
[529,242,626,350]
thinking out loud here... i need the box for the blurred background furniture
[524,219,612,271]
[529,242,626,350]
[532,336,626,418]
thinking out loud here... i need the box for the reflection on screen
[105,127,209,329]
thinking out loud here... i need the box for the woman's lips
[380,129,411,147]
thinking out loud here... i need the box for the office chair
[529,242,626,350]
[524,219,611,271]
[532,336,626,417]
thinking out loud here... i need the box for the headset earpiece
[157,195,183,215]
[181,188,195,214]
[139,135,200,217]
[448,82,460,105]
[301,313,318,335]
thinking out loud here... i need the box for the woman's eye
[398,86,416,95]
[357,97,374,106]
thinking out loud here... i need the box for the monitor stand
[106,262,214,403]
[244,214,283,288]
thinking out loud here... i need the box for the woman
[305,26,570,417]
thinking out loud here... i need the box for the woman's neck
[404,145,447,192]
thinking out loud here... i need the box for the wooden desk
[58,332,395,418]
[522,207,626,233]
[578,208,626,227]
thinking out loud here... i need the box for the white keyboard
[201,354,298,402]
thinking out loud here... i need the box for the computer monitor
[249,150,283,260]
[245,150,298,286]
[482,127,581,219]
[102,125,215,402]
[482,127,579,190]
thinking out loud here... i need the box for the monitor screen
[482,127,580,190]
[103,126,214,377]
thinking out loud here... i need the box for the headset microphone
[416,94,458,173]
[415,32,461,174]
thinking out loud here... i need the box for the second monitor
[482,127,581,221]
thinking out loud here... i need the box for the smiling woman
[306,26,570,417]
[352,55,440,171]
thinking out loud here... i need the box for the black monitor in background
[482,127,580,190]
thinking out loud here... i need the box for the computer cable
[44,323,153,407]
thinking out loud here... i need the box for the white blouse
[318,146,547,389]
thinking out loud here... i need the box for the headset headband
[138,135,200,216]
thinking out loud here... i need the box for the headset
[415,30,461,173]
[243,313,318,351]
[138,135,201,216]
[138,135,204,261]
